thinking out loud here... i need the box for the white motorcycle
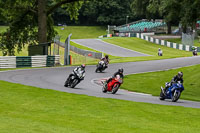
[95,61,107,73]
[64,71,85,88]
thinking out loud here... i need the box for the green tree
[79,0,134,25]
[131,0,200,34]
[131,0,156,19]
[0,0,82,55]
[180,0,200,33]
[131,0,175,34]
[147,0,182,34]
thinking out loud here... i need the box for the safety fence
[0,55,60,68]
[59,41,103,59]
[136,33,200,52]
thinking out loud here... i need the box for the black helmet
[81,64,85,69]
[118,68,123,73]
[105,55,109,59]
[177,71,183,78]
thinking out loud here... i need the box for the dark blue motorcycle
[160,81,184,102]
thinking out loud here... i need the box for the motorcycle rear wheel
[64,78,69,87]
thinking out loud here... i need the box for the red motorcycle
[102,75,123,94]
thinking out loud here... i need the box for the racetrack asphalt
[1,56,200,108]
[72,39,149,57]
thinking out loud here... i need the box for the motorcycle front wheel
[102,86,107,93]
[111,83,120,94]
[172,91,180,102]
[159,91,165,100]
[64,78,70,87]
[95,67,99,73]
[102,82,107,93]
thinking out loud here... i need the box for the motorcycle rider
[113,68,124,79]
[192,47,198,56]
[101,55,109,68]
[65,64,86,86]
[106,68,124,84]
[162,71,183,94]
[193,49,198,56]
[158,48,163,56]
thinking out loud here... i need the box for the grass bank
[100,37,193,63]
[121,64,200,101]
[0,80,200,133]
[57,43,99,65]
[55,26,106,41]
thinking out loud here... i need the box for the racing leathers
[101,57,109,68]
[106,71,124,84]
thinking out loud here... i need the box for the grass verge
[121,64,200,101]
[56,43,99,65]
[101,37,193,63]
[0,80,200,133]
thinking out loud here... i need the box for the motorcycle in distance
[193,50,198,56]
[64,71,85,88]
[160,81,184,102]
[95,60,107,73]
[102,75,123,94]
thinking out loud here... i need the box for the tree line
[0,0,200,55]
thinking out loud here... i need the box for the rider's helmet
[105,55,109,59]
[118,68,124,74]
[177,71,183,78]
[81,64,86,69]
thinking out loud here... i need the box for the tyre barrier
[0,55,60,68]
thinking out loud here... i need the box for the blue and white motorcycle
[160,81,184,102]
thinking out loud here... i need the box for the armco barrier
[0,55,60,69]
[136,33,200,52]
[59,41,103,59]
[70,45,102,59]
